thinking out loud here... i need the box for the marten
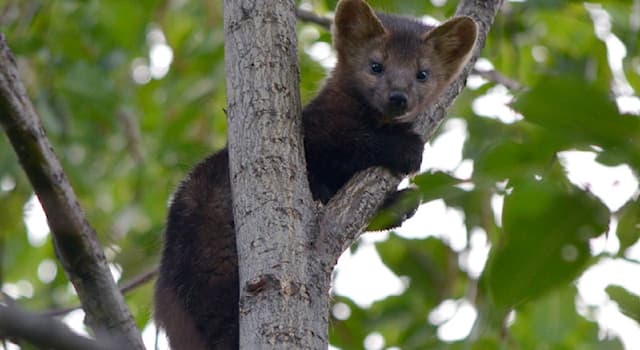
[154,0,477,348]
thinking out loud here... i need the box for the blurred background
[1,0,639,349]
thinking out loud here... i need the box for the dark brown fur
[155,1,477,348]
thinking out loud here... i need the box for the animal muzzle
[388,91,409,116]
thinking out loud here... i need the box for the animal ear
[333,0,386,53]
[423,16,478,77]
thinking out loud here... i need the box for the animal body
[155,0,477,348]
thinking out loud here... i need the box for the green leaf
[413,171,465,203]
[329,297,369,350]
[474,137,556,182]
[377,234,461,304]
[481,177,609,312]
[616,200,640,253]
[513,77,640,168]
[371,235,467,347]
[606,285,640,325]
[510,285,623,349]
[367,188,422,232]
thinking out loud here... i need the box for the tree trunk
[223,0,328,348]
[224,0,503,348]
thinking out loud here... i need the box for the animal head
[332,0,478,124]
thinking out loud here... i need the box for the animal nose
[388,91,408,112]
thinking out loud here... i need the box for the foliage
[1,0,639,349]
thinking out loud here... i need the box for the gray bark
[223,0,327,348]
[0,34,144,349]
[225,0,504,348]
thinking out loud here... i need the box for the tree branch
[472,67,523,91]
[0,302,120,350]
[42,268,158,317]
[296,8,332,28]
[319,0,504,261]
[0,34,144,348]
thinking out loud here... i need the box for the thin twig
[120,268,158,294]
[116,108,145,166]
[471,67,524,91]
[296,8,331,29]
[41,268,158,317]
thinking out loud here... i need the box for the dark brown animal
[155,0,477,348]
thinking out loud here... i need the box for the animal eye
[416,70,429,82]
[370,62,384,75]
